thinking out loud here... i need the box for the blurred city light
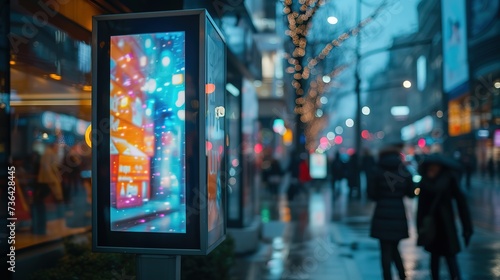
[418,138,426,148]
[345,118,354,127]
[495,81,500,89]
[254,143,263,154]
[391,106,410,117]
[436,110,443,118]
[283,129,293,146]
[322,75,331,83]
[335,126,343,134]
[334,135,343,144]
[326,131,335,140]
[273,119,286,134]
[320,136,329,145]
[85,125,92,147]
[316,109,324,117]
[320,96,328,104]
[327,16,338,25]
[49,73,62,80]
[403,80,412,88]
[226,83,240,96]
[361,106,371,115]
[361,130,370,139]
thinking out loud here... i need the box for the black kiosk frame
[92,10,226,278]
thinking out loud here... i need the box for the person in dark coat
[459,153,474,190]
[264,157,283,199]
[368,146,415,280]
[417,154,473,280]
[347,152,360,198]
[487,157,495,180]
[330,151,344,198]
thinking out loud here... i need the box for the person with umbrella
[416,153,473,280]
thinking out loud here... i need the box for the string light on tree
[283,0,389,150]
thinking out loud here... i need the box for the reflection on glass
[227,94,241,222]
[109,32,186,233]
[206,22,225,245]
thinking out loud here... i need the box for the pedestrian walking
[38,141,63,202]
[459,153,474,190]
[417,153,473,280]
[347,152,360,198]
[263,157,283,199]
[298,153,312,193]
[368,145,415,280]
[330,151,344,198]
[362,148,376,196]
[487,157,495,180]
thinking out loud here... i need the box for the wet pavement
[231,174,500,280]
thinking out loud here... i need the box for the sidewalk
[234,175,500,280]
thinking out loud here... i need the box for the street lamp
[351,0,433,197]
[346,118,354,127]
[361,106,371,115]
[327,16,339,25]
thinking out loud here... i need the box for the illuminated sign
[495,130,500,147]
[93,10,226,255]
[401,116,434,141]
[441,0,469,97]
[42,111,90,135]
[309,153,327,179]
[448,94,471,137]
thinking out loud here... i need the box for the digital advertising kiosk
[92,9,226,279]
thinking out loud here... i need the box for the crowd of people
[367,145,472,280]
[12,140,92,233]
[262,144,475,280]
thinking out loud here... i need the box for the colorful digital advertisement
[109,32,186,233]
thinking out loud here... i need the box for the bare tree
[282,0,388,150]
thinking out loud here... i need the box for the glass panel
[206,20,226,245]
[10,9,91,250]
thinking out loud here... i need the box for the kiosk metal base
[136,255,180,280]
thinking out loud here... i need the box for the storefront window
[10,7,91,249]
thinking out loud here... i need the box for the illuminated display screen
[310,153,327,179]
[206,22,226,245]
[109,32,186,233]
[441,0,469,96]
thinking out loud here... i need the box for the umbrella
[418,153,463,173]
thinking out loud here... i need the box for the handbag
[418,190,443,247]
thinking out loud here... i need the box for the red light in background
[254,143,263,154]
[334,135,343,145]
[418,138,426,148]
[347,148,355,155]
[361,130,370,139]
[320,136,329,146]
[206,141,213,150]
